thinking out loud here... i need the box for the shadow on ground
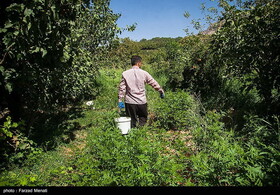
[29,106,86,151]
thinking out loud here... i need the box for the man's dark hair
[131,55,142,65]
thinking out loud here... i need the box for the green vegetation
[0,0,279,186]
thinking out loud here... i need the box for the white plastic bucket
[115,117,131,135]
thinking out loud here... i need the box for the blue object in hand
[118,102,125,109]
[160,92,165,99]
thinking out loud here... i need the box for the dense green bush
[152,90,200,131]
[179,35,213,93]
[189,111,280,186]
[0,0,120,115]
[211,0,280,115]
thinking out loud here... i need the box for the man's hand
[118,102,125,109]
[159,92,165,99]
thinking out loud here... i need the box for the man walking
[118,56,164,128]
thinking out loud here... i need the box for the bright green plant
[152,90,200,131]
[73,109,185,186]
[0,116,16,140]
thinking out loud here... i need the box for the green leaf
[4,23,13,29]
[24,8,34,17]
[41,48,47,57]
[0,28,7,33]
[0,66,4,73]
[29,176,36,183]
[5,83,13,93]
[27,22,31,31]
[13,31,19,36]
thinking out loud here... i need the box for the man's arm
[145,72,164,94]
[118,75,126,102]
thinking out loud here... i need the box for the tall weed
[151,90,200,131]
[189,111,280,186]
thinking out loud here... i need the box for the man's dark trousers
[125,103,148,128]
